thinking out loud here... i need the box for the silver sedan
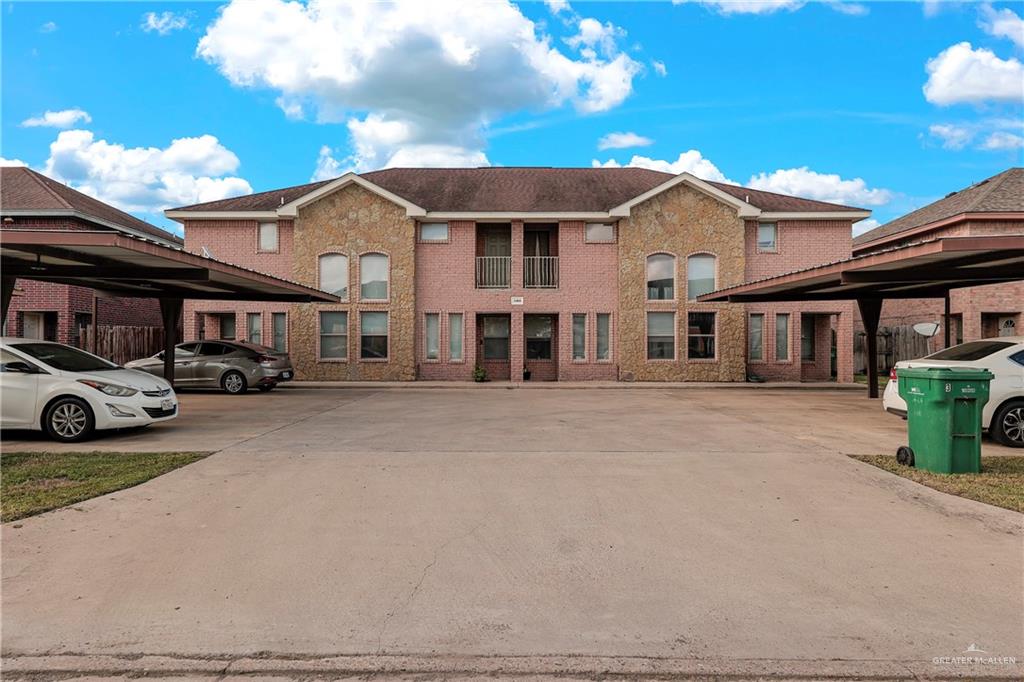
[126,340,294,394]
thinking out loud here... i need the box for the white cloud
[826,2,868,16]
[597,131,654,150]
[674,1,805,15]
[980,130,1024,150]
[141,11,189,35]
[652,60,667,76]
[928,123,973,150]
[311,145,345,181]
[1,157,28,167]
[922,0,944,18]
[852,218,880,237]
[39,21,57,33]
[275,97,304,121]
[197,0,643,170]
[40,129,252,213]
[978,3,1024,48]
[746,167,893,207]
[923,42,1024,105]
[21,108,92,129]
[592,150,733,183]
[545,0,571,14]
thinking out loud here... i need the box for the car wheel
[221,370,248,395]
[43,397,95,442]
[257,384,275,392]
[991,400,1024,448]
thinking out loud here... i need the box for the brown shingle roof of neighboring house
[853,167,1024,249]
[1,167,182,245]
[168,167,867,215]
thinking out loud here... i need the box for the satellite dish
[913,322,941,337]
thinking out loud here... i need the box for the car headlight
[78,379,138,397]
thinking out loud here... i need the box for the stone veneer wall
[617,182,746,382]
[289,184,416,381]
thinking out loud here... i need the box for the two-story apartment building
[1,167,180,344]
[166,168,869,383]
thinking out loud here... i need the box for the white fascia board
[608,172,761,219]
[422,212,612,221]
[4,209,180,247]
[277,172,427,218]
[759,211,872,221]
[164,210,279,222]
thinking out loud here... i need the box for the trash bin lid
[897,366,994,381]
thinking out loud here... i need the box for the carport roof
[0,229,339,302]
[698,234,1024,302]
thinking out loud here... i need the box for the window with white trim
[748,313,764,361]
[686,254,716,301]
[596,313,611,361]
[361,311,388,359]
[646,253,675,300]
[319,311,347,360]
[258,222,278,252]
[776,313,790,361]
[319,254,348,299]
[419,222,448,241]
[272,312,287,351]
[360,253,388,300]
[687,312,715,360]
[425,313,440,360]
[572,313,586,360]
[247,312,262,345]
[584,223,615,242]
[647,312,675,359]
[449,313,463,361]
[757,222,777,251]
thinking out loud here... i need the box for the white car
[0,338,178,442]
[883,336,1024,447]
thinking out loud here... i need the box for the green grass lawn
[851,455,1024,513]
[1,451,211,522]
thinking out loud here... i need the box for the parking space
[2,387,1021,675]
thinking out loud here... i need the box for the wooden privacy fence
[854,325,934,374]
[78,325,165,365]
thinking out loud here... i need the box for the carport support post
[943,291,951,349]
[159,298,182,385]
[857,297,883,399]
[1,276,14,328]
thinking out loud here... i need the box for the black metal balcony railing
[476,256,511,288]
[524,256,558,288]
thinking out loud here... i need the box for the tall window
[596,313,611,361]
[647,312,675,359]
[749,313,764,361]
[272,312,287,351]
[319,254,348,299]
[801,315,816,361]
[258,222,278,252]
[449,313,463,361]
[482,316,510,360]
[572,313,586,360]
[319,311,347,359]
[776,313,790,361]
[687,312,715,360]
[525,315,553,360]
[220,313,236,340]
[247,312,262,345]
[646,254,675,300]
[360,253,388,300]
[687,254,716,300]
[360,311,388,359]
[425,313,440,360]
[757,222,777,251]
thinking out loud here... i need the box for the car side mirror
[3,361,38,374]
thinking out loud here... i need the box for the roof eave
[609,172,761,219]
[1,209,181,247]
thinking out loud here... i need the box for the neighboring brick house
[166,168,869,383]
[1,167,181,344]
[852,167,1024,351]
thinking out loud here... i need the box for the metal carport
[699,235,1024,398]
[1,229,338,383]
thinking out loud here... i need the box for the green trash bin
[896,367,993,474]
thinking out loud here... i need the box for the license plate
[281,371,292,379]
[161,399,173,411]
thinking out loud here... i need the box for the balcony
[476,256,511,288]
[524,256,559,288]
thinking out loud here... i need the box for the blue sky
[2,0,1022,236]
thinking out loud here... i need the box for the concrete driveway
[2,387,1022,679]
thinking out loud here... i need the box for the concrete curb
[4,653,1020,680]
[279,380,867,391]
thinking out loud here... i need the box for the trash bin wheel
[896,446,915,467]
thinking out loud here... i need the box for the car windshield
[12,343,119,372]
[925,340,1014,362]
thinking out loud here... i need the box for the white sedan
[0,338,178,442]
[883,336,1024,447]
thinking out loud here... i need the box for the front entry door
[478,314,511,380]
[22,312,44,340]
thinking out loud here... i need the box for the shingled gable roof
[166,167,869,218]
[853,167,1024,251]
[1,167,182,245]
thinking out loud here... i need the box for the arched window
[360,253,389,300]
[646,253,675,300]
[318,254,348,299]
[687,254,716,300]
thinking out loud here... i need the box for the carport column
[1,276,14,328]
[856,297,883,399]
[943,291,951,349]
[159,298,183,385]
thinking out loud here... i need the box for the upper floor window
[318,253,348,299]
[686,254,716,300]
[419,222,449,242]
[757,222,777,252]
[585,223,616,243]
[646,253,675,300]
[258,222,278,252]
[360,253,388,300]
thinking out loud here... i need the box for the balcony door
[477,224,511,288]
